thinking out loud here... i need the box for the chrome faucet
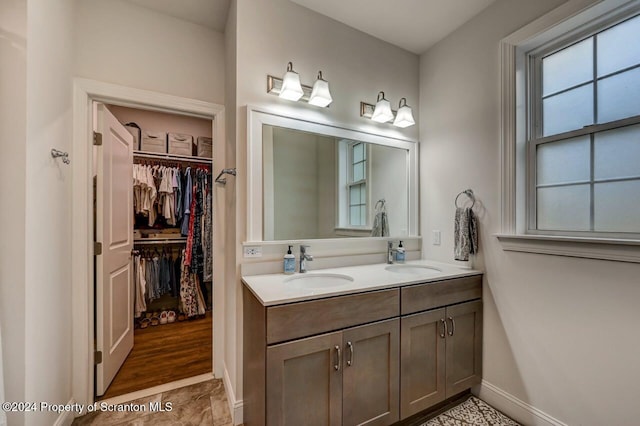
[387,241,397,264]
[300,245,314,273]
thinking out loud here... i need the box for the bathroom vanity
[242,261,483,426]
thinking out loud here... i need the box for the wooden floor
[100,311,213,400]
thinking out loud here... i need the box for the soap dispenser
[284,245,296,274]
[396,241,406,263]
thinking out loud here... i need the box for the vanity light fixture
[267,63,332,108]
[278,62,304,101]
[308,71,333,107]
[360,92,415,128]
[393,98,415,128]
[370,91,394,123]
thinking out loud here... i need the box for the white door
[95,103,134,396]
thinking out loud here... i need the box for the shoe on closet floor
[159,311,168,325]
[167,311,176,323]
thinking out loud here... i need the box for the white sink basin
[284,273,354,289]
[385,264,442,275]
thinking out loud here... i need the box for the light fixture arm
[399,97,408,108]
[377,91,386,102]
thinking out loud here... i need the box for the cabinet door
[342,318,399,426]
[445,300,483,397]
[400,308,446,419]
[266,331,342,426]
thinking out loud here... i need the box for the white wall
[23,0,75,424]
[420,0,640,424]
[0,0,27,424]
[74,0,225,104]
[370,144,409,236]
[107,105,213,139]
[223,0,238,418]
[226,0,420,420]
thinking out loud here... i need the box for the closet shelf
[134,237,187,245]
[133,150,212,164]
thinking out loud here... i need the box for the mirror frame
[247,106,419,242]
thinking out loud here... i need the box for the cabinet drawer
[401,275,481,315]
[267,289,399,344]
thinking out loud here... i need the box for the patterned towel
[454,207,478,261]
[371,200,389,237]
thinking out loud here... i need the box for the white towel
[454,207,478,261]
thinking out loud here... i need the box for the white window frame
[497,0,640,263]
[346,141,369,228]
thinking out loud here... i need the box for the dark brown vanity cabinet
[243,273,482,426]
[399,277,482,419]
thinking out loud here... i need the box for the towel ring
[374,199,386,211]
[455,189,476,209]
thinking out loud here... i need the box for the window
[347,142,368,227]
[336,139,370,230]
[527,11,640,238]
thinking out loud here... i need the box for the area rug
[422,396,520,426]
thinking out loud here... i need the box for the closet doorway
[95,103,215,399]
[71,79,225,409]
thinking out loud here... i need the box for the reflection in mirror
[263,125,409,241]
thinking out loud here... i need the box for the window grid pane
[596,14,640,77]
[542,38,593,96]
[348,183,366,227]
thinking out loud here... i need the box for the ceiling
[125,0,230,33]
[291,0,496,54]
[123,0,496,54]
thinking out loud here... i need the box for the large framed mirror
[247,108,419,242]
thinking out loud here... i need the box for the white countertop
[242,259,482,306]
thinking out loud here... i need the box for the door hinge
[94,351,103,365]
[94,242,102,255]
[93,131,103,146]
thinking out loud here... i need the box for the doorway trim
[71,78,225,409]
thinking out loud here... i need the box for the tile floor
[72,379,232,426]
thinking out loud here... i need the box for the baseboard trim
[223,366,243,425]
[476,380,567,426]
[54,398,76,426]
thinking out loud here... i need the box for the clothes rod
[134,238,187,245]
[133,151,212,165]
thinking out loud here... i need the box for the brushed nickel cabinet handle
[440,319,447,339]
[347,341,354,367]
[447,317,455,336]
[334,345,341,371]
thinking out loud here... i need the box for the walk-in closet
[93,104,215,400]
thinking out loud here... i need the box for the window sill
[496,234,640,263]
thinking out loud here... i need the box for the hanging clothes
[133,253,147,318]
[181,167,193,236]
[203,172,213,282]
[132,159,212,319]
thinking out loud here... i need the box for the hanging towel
[454,207,478,261]
[371,200,389,237]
